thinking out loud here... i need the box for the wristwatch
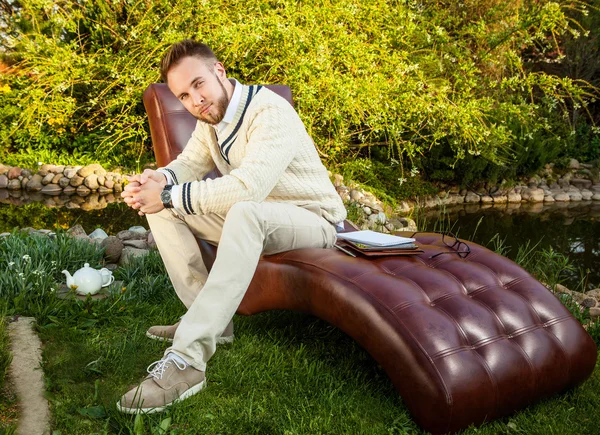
[160,184,174,209]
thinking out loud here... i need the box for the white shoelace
[147,356,188,381]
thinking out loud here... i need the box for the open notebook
[336,230,415,247]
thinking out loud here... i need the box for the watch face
[160,189,172,205]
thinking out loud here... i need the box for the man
[118,39,346,413]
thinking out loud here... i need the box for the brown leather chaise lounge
[143,83,597,434]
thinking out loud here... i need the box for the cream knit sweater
[160,85,347,226]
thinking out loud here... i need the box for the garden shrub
[0,0,597,180]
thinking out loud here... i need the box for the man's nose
[191,92,204,107]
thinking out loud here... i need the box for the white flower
[22,254,31,261]
[18,273,24,278]
[8,262,14,268]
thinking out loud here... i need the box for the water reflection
[2,189,599,290]
[0,189,146,234]
[420,201,600,290]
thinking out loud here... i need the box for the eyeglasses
[409,231,471,260]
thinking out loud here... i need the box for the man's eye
[180,94,188,101]
[194,81,203,88]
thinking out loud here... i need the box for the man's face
[167,56,230,125]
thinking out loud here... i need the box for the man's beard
[195,77,229,125]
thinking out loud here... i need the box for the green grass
[0,305,17,434]
[1,232,599,434]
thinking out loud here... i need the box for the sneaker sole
[145,331,234,345]
[116,379,207,414]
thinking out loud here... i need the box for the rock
[53,165,65,174]
[0,174,7,188]
[568,158,580,170]
[521,187,545,202]
[76,185,91,195]
[349,189,363,202]
[123,239,149,249]
[49,173,61,184]
[41,173,55,185]
[101,236,124,263]
[70,175,84,187]
[41,184,62,195]
[117,230,147,241]
[585,289,600,299]
[63,168,78,178]
[554,284,572,295]
[571,292,587,304]
[363,206,372,216]
[129,226,147,234]
[21,169,32,178]
[104,179,114,189]
[568,191,582,201]
[593,193,600,201]
[97,175,106,186]
[481,195,493,203]
[119,247,150,265]
[113,183,123,193]
[58,177,70,188]
[0,164,9,175]
[8,167,22,179]
[581,297,597,308]
[147,232,157,249]
[333,174,344,187]
[84,174,99,190]
[78,164,104,178]
[507,192,521,203]
[543,195,555,203]
[465,192,480,204]
[7,179,21,190]
[492,195,508,203]
[385,222,395,232]
[581,189,593,200]
[40,164,55,172]
[63,186,76,194]
[94,168,107,177]
[37,169,48,177]
[570,178,592,190]
[589,307,600,321]
[67,224,88,239]
[98,186,112,194]
[88,228,109,240]
[554,192,570,202]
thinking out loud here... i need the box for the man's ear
[214,62,227,81]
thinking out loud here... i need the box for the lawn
[1,231,599,434]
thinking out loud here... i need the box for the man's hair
[160,40,218,83]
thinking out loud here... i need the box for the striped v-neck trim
[217,84,263,164]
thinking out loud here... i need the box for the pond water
[2,192,598,290]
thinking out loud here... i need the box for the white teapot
[62,263,114,296]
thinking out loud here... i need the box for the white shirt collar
[215,78,242,133]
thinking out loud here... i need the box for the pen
[334,243,356,257]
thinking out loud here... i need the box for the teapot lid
[84,263,90,268]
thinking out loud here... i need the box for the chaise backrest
[142,82,294,168]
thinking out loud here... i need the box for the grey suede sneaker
[146,320,234,344]
[116,355,206,414]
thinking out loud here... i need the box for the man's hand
[121,169,167,215]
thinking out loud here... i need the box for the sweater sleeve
[177,104,298,215]
[159,121,215,184]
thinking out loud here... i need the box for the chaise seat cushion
[143,83,597,434]
[201,233,597,434]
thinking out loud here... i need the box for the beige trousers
[146,201,337,371]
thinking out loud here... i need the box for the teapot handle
[100,268,114,287]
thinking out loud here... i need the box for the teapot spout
[62,270,74,288]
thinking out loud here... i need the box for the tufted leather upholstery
[143,83,597,434]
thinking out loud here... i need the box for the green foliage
[0,0,598,176]
[0,309,11,390]
[339,158,437,204]
[0,231,103,308]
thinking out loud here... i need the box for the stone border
[0,163,126,196]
